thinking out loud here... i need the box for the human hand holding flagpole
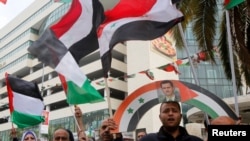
[104,77,118,138]
[73,105,88,140]
[10,123,18,140]
[104,78,113,118]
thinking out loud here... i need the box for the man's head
[78,132,88,141]
[53,128,74,141]
[99,118,117,141]
[210,116,235,125]
[160,80,175,97]
[159,101,182,131]
[136,131,146,141]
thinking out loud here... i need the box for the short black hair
[160,80,174,87]
[160,101,181,111]
[66,129,74,141]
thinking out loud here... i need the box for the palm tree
[173,0,250,91]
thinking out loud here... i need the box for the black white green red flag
[224,0,245,9]
[28,0,104,104]
[5,73,45,128]
[98,0,184,77]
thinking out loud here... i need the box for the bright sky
[0,0,35,29]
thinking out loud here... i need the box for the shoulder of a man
[182,134,203,141]
[12,138,19,141]
[140,133,158,141]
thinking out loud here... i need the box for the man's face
[99,120,114,141]
[159,103,182,129]
[78,132,88,141]
[53,129,69,141]
[161,83,174,96]
[137,132,146,141]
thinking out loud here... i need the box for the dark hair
[160,80,174,88]
[53,128,74,141]
[136,130,147,135]
[160,101,181,111]
[66,129,74,141]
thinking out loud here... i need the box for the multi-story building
[1,0,250,140]
[0,0,170,140]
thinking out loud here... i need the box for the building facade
[1,0,250,141]
[0,0,165,140]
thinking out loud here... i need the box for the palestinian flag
[113,80,237,132]
[0,0,7,4]
[224,0,245,9]
[98,0,184,77]
[28,0,104,104]
[5,73,45,128]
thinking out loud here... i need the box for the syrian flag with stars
[113,80,237,132]
[98,0,184,77]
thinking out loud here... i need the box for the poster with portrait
[157,80,180,102]
[113,80,238,132]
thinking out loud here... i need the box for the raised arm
[75,105,88,141]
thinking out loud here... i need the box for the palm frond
[192,0,217,63]
[173,0,196,49]
[241,63,250,88]
[219,13,232,80]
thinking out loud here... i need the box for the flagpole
[104,77,116,139]
[225,10,239,116]
[38,63,45,139]
[178,24,199,85]
[177,23,211,124]
[70,105,81,131]
[104,78,113,117]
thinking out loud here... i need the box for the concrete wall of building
[126,40,179,133]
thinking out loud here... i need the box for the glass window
[207,70,218,84]
[222,86,233,98]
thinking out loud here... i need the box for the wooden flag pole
[104,78,113,117]
[70,105,81,130]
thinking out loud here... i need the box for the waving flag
[98,0,184,77]
[28,0,105,104]
[0,0,7,4]
[5,73,45,128]
[224,0,245,9]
